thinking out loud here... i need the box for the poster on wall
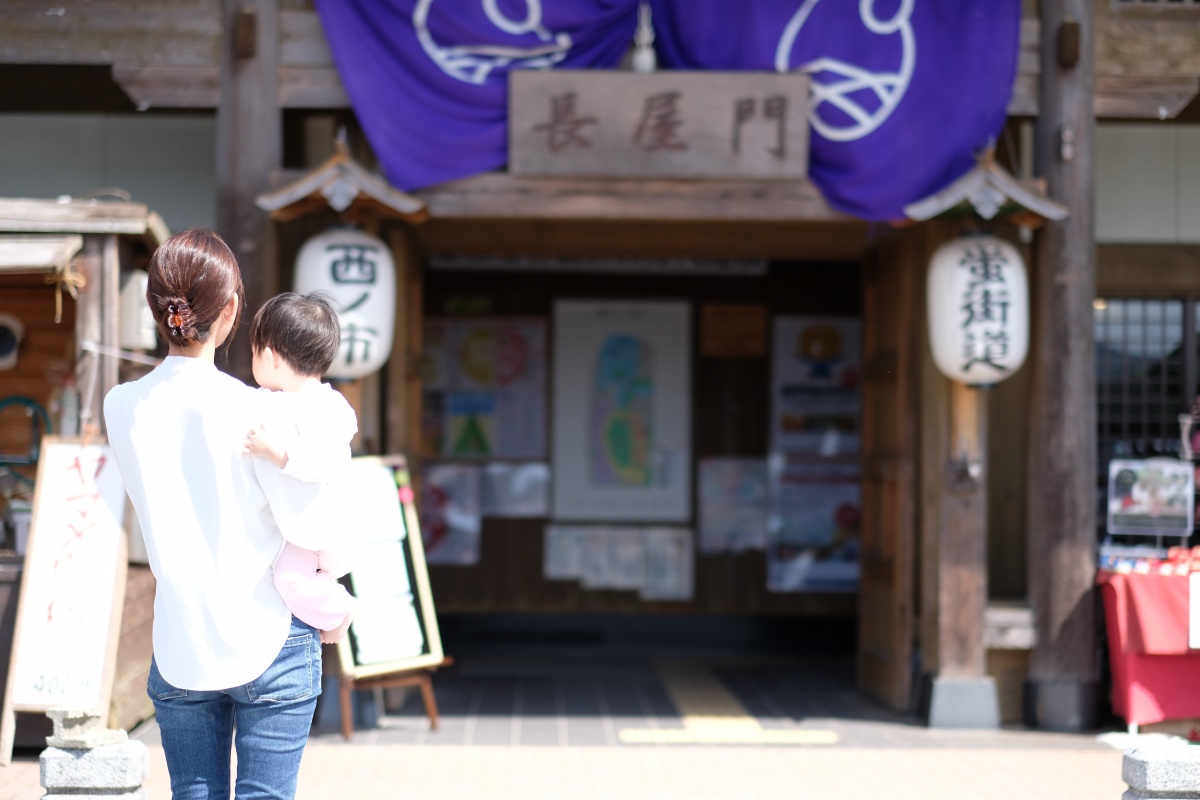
[552,301,692,522]
[481,462,550,518]
[698,458,768,554]
[422,318,547,459]
[770,316,861,456]
[641,528,695,602]
[1106,458,1194,537]
[417,463,482,565]
[766,456,861,592]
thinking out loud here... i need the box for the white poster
[544,525,584,580]
[767,457,861,592]
[552,301,692,521]
[641,528,695,602]
[418,463,482,565]
[580,526,612,589]
[608,527,646,590]
[698,458,768,553]
[770,316,862,456]
[481,462,550,518]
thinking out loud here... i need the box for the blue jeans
[147,617,322,800]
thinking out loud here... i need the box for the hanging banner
[314,0,639,191]
[647,0,1020,219]
[316,0,1018,221]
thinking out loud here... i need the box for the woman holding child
[103,228,353,800]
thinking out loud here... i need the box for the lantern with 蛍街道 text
[293,227,396,380]
[926,235,1028,388]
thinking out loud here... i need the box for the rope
[44,265,87,324]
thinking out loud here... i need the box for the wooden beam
[1098,244,1200,297]
[0,199,156,237]
[1025,0,1099,732]
[216,0,281,382]
[112,66,219,109]
[412,218,870,260]
[413,172,848,222]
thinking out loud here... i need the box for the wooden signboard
[337,455,444,679]
[510,71,809,180]
[0,437,128,764]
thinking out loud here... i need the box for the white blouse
[104,356,336,690]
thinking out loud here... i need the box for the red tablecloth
[1097,570,1200,726]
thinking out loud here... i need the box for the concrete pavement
[0,655,1143,799]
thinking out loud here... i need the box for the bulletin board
[0,437,128,764]
[336,456,444,680]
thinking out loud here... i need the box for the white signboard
[1,438,128,765]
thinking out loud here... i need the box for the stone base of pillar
[1023,677,1099,732]
[1124,747,1200,799]
[924,676,1000,729]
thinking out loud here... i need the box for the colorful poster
[766,457,861,592]
[552,301,691,521]
[422,318,547,459]
[481,462,550,518]
[698,458,768,554]
[770,317,862,457]
[417,463,482,565]
[641,527,695,602]
[1107,458,1194,537]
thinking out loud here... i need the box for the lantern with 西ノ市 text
[293,227,396,380]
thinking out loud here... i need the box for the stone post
[1123,748,1200,800]
[39,710,148,800]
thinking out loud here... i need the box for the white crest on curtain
[414,0,574,85]
[775,0,916,142]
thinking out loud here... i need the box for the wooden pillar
[74,236,103,432]
[1026,0,1098,731]
[216,0,280,381]
[918,225,999,728]
[386,226,424,455]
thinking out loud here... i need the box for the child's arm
[244,422,289,469]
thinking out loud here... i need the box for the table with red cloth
[1097,569,1200,727]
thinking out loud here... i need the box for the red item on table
[1097,570,1200,726]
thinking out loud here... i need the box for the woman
[104,228,324,800]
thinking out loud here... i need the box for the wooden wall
[0,274,75,481]
[419,258,862,617]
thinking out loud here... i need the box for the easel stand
[338,657,453,741]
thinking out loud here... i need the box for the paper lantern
[927,235,1028,387]
[293,227,395,380]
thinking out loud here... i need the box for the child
[243,291,358,644]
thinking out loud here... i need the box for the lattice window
[1095,299,1187,469]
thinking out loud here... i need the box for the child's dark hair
[250,292,341,377]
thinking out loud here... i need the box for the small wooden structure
[0,197,165,746]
